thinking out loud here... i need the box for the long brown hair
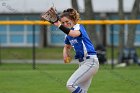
[59,8,80,24]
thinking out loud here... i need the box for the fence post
[32,25,36,69]
[0,46,1,65]
[0,36,1,65]
[111,25,114,69]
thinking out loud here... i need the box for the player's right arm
[54,21,81,37]
[63,44,72,63]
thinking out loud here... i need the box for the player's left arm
[63,44,72,63]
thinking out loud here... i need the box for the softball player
[54,8,99,93]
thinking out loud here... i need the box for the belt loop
[86,56,90,59]
[79,58,84,62]
[78,55,97,62]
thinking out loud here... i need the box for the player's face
[60,17,75,28]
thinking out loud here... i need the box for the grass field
[1,47,140,59]
[0,63,139,93]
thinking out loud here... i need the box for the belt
[78,55,97,62]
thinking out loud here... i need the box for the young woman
[53,8,99,93]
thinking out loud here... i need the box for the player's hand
[64,56,72,63]
[53,21,61,27]
[40,7,59,24]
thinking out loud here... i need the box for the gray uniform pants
[66,55,99,93]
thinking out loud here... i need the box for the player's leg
[66,66,82,93]
[76,59,99,93]
[66,58,99,93]
[66,64,98,93]
[78,77,93,93]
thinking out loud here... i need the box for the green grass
[0,63,140,93]
[1,47,140,60]
[0,47,76,60]
[0,47,64,59]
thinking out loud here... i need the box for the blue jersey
[64,24,96,59]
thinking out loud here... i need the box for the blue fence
[0,14,140,47]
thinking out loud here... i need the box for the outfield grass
[0,47,64,59]
[1,47,140,60]
[0,63,139,93]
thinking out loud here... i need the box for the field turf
[0,63,139,93]
[1,47,140,60]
